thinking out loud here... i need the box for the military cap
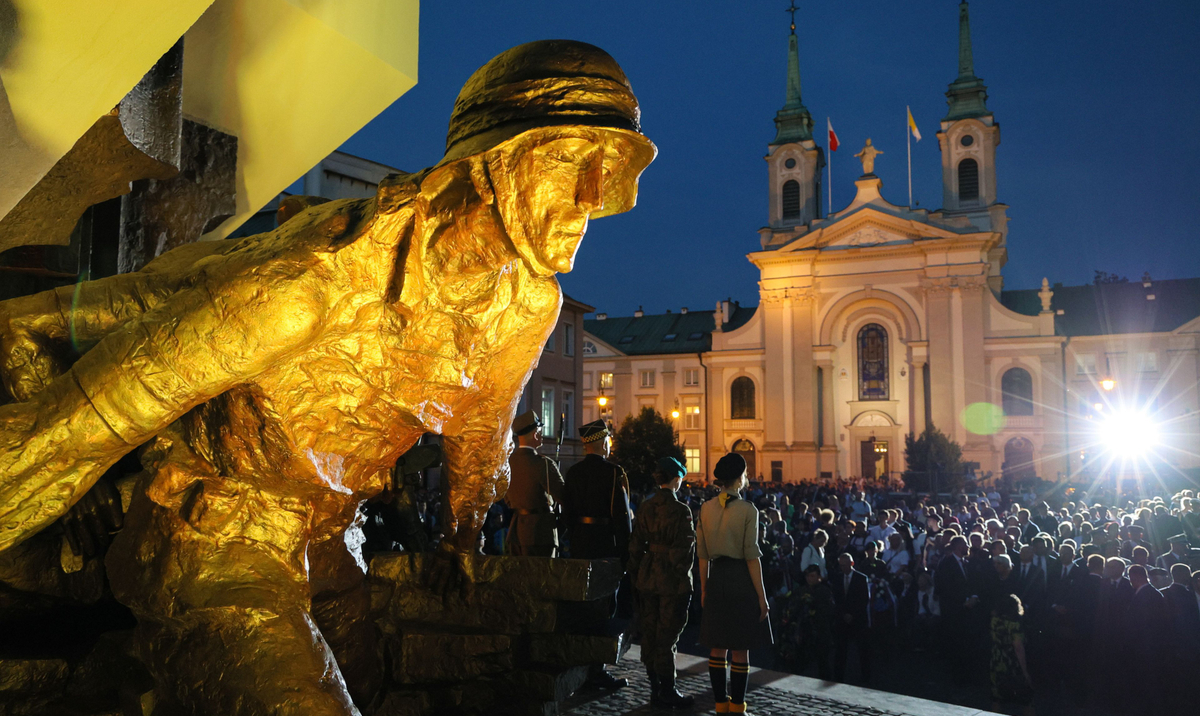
[512,410,541,436]
[579,419,610,443]
[1168,533,1193,546]
[656,456,686,481]
[713,452,747,485]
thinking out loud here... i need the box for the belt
[577,516,611,525]
[514,509,549,516]
[647,544,672,553]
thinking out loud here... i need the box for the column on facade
[959,280,989,457]
[762,299,787,449]
[815,359,835,479]
[662,358,677,424]
[792,295,817,453]
[614,357,633,424]
[924,280,956,438]
[708,364,727,459]
[911,356,927,435]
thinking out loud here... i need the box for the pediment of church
[822,223,913,249]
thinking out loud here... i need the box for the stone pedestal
[369,554,627,716]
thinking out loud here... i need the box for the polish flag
[827,118,839,152]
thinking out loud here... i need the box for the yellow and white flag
[907,106,922,142]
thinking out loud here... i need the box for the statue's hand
[0,305,69,403]
[424,540,476,603]
[59,476,124,558]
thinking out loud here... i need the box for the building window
[730,376,756,419]
[683,368,700,387]
[771,461,783,483]
[640,369,656,388]
[662,333,676,342]
[540,387,555,438]
[582,340,597,355]
[562,390,573,437]
[1136,352,1158,372]
[781,179,801,220]
[544,332,556,353]
[857,324,889,401]
[563,324,574,356]
[685,448,701,475]
[1001,367,1034,416]
[958,158,979,201]
[599,372,614,390]
[684,403,701,430]
[1075,353,1097,375]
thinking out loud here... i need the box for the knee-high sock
[708,655,728,702]
[730,658,750,704]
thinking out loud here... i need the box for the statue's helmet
[442,40,655,217]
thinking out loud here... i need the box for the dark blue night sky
[338,1,1200,317]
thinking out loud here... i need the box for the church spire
[772,2,813,144]
[944,1,989,121]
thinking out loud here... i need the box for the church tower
[762,11,823,247]
[936,1,1008,289]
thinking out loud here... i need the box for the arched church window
[1001,367,1034,416]
[958,158,979,201]
[781,180,801,220]
[730,376,756,419]
[857,324,889,401]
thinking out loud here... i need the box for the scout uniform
[563,420,632,560]
[504,411,564,557]
[629,456,696,709]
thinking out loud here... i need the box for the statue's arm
[0,241,234,402]
[0,264,325,552]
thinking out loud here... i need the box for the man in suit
[1092,557,1134,710]
[1157,534,1192,570]
[1126,565,1170,711]
[1015,545,1047,610]
[1059,553,1105,705]
[831,552,871,684]
[1162,564,1200,714]
[934,535,977,683]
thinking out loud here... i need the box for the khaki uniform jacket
[629,488,695,596]
[505,447,564,554]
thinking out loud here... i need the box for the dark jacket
[628,487,695,595]
[563,453,632,560]
[934,553,970,618]
[831,569,871,633]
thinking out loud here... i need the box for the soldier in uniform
[504,410,564,557]
[628,456,696,709]
[563,419,632,689]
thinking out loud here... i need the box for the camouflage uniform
[628,487,695,679]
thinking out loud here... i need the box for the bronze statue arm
[0,240,234,402]
[0,264,325,551]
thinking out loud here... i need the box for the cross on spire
[786,0,799,35]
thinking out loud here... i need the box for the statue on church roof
[854,138,882,176]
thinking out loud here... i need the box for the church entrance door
[732,439,757,482]
[860,440,888,482]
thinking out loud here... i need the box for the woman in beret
[696,453,773,714]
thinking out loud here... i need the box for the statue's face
[492,128,655,276]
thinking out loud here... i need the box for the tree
[902,427,964,495]
[611,407,685,492]
[1093,270,1129,285]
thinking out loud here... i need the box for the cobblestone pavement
[563,660,912,716]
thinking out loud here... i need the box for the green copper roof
[772,31,814,144]
[944,1,990,122]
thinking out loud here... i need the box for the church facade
[581,2,1200,485]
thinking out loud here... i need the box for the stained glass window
[858,324,888,400]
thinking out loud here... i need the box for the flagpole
[906,106,913,208]
[827,117,833,216]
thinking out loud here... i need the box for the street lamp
[597,388,608,408]
[671,398,680,420]
[1100,378,1116,392]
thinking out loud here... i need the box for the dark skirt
[699,557,774,651]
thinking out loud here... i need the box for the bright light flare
[1097,409,1159,457]
[1100,379,1116,391]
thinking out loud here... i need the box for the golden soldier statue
[0,40,654,715]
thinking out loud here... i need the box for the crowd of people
[366,434,1200,716]
[707,479,1200,715]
